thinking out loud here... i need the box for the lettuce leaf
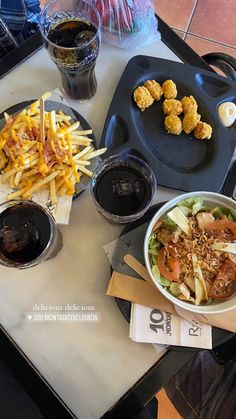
[178,205,192,216]
[212,206,236,221]
[159,275,172,287]
[150,254,157,265]
[148,234,161,255]
[170,282,180,296]
[178,196,204,215]
[161,215,177,231]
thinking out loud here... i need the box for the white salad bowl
[144,191,236,314]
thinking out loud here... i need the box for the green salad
[148,197,236,305]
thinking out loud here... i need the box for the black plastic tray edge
[157,16,211,70]
[0,32,43,81]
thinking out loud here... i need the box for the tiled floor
[155,0,236,59]
[156,389,181,419]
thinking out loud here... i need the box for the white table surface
[0,38,183,418]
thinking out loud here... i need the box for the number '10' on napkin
[130,303,212,348]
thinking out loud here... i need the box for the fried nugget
[133,86,154,111]
[163,99,183,116]
[162,80,177,99]
[144,80,163,101]
[194,122,212,140]
[182,95,198,114]
[164,115,182,135]
[183,111,201,134]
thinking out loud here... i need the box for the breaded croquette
[194,122,212,140]
[182,95,198,114]
[183,111,201,134]
[163,99,183,115]
[164,115,182,135]
[162,80,177,99]
[133,78,213,140]
[144,80,163,101]
[133,86,154,112]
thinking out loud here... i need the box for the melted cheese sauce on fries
[0,92,106,204]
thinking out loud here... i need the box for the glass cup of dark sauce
[39,0,101,101]
[0,200,62,269]
[91,155,157,223]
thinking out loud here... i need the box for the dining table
[0,16,235,419]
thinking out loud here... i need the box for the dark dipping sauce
[0,204,51,264]
[94,165,152,216]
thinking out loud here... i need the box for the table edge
[0,18,227,419]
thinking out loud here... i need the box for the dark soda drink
[47,18,100,100]
[0,202,60,268]
[91,155,156,223]
[93,163,153,216]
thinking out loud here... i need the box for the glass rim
[90,154,157,222]
[0,199,56,269]
[39,0,101,52]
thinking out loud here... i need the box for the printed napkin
[129,303,212,349]
[107,271,212,349]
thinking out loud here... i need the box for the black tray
[101,55,236,193]
[114,202,235,350]
[0,99,96,201]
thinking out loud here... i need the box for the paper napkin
[0,180,72,225]
[107,271,212,349]
[129,303,212,349]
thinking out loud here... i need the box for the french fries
[0,92,107,203]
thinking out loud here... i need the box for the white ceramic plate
[144,191,236,314]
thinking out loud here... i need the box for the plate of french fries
[0,92,107,205]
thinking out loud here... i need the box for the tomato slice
[209,260,236,299]
[204,219,236,241]
[158,246,180,282]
